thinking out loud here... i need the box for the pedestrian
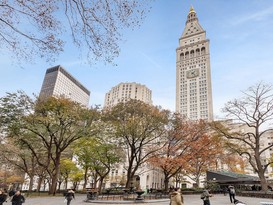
[223,187,228,196]
[169,186,175,194]
[8,188,16,201]
[0,190,7,205]
[177,188,184,204]
[228,185,236,203]
[149,188,153,193]
[200,189,212,205]
[64,189,75,205]
[11,191,25,205]
[170,188,183,205]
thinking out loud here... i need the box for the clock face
[186,69,199,78]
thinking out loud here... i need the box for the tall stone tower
[175,6,213,121]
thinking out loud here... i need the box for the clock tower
[175,6,213,121]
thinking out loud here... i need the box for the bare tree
[211,82,273,191]
[0,0,152,64]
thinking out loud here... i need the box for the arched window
[190,50,194,58]
[196,48,200,56]
[185,51,189,59]
[201,47,206,55]
[180,53,184,60]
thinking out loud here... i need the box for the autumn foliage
[148,114,213,190]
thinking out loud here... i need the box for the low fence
[86,190,273,201]
[239,191,273,199]
[87,193,169,201]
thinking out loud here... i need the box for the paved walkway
[19,194,273,205]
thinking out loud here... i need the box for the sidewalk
[22,193,273,205]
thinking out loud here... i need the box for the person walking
[223,187,228,196]
[8,188,16,201]
[170,188,183,205]
[177,188,184,205]
[64,189,75,205]
[11,191,25,205]
[228,185,236,203]
[0,190,7,205]
[201,189,212,205]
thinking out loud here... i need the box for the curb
[85,199,170,204]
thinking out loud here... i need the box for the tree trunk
[48,155,61,195]
[94,178,99,189]
[164,177,169,192]
[125,174,131,189]
[258,171,268,191]
[28,174,34,191]
[255,147,268,191]
[73,182,78,190]
[57,181,62,192]
[49,172,58,194]
[28,155,36,191]
[196,176,200,188]
[83,167,88,190]
[98,177,104,194]
[43,178,48,191]
[36,176,43,192]
[125,164,132,189]
[125,165,138,189]
[65,179,68,190]
[126,168,136,189]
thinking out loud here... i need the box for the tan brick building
[104,82,152,108]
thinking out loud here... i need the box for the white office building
[39,65,90,106]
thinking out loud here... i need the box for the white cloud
[138,51,162,69]
[230,6,273,26]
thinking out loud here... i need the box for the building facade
[176,6,213,121]
[39,65,90,106]
[104,82,152,108]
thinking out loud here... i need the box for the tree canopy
[73,136,123,193]
[148,115,211,190]
[103,99,169,188]
[0,91,100,194]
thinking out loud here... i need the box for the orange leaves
[6,175,24,184]
[147,115,214,182]
[220,153,247,173]
[186,134,223,168]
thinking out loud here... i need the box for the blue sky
[1,0,273,119]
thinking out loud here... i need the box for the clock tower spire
[181,6,205,38]
[187,6,198,23]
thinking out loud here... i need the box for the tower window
[201,47,206,55]
[180,53,184,60]
[190,50,194,58]
[185,52,189,59]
